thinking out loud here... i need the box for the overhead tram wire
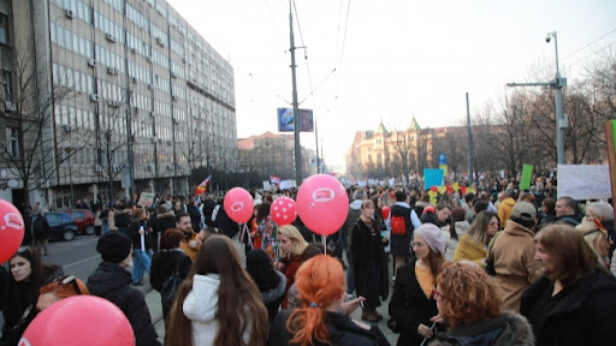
[561,26,616,61]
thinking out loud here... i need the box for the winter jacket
[491,220,542,311]
[32,215,51,240]
[87,261,161,346]
[260,270,286,321]
[428,310,534,346]
[267,309,391,346]
[344,200,363,254]
[127,219,154,251]
[389,261,439,346]
[520,270,616,346]
[280,255,302,309]
[154,211,176,235]
[554,214,581,227]
[352,218,389,308]
[497,197,515,228]
[183,274,251,346]
[439,221,470,261]
[453,233,487,264]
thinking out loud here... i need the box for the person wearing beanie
[389,223,446,345]
[489,201,542,312]
[87,232,161,346]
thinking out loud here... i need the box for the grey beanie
[414,223,446,255]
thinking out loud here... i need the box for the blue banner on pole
[424,168,444,190]
[438,153,447,165]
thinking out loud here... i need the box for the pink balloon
[224,187,254,224]
[271,197,297,226]
[0,198,25,264]
[20,295,134,346]
[296,174,349,236]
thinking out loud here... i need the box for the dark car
[62,208,96,235]
[33,212,78,241]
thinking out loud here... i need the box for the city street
[8,236,398,345]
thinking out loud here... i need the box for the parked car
[62,209,96,235]
[32,212,78,241]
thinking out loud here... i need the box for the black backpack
[160,257,182,317]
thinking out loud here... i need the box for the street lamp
[507,31,567,164]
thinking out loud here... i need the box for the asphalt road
[4,236,400,345]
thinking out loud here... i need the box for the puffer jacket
[87,261,160,346]
[497,198,515,228]
[428,311,534,346]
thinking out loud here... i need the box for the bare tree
[95,103,129,201]
[0,45,71,207]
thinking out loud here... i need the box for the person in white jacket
[166,235,269,346]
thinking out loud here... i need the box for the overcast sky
[167,0,616,173]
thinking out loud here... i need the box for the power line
[561,26,616,61]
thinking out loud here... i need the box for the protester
[520,224,616,345]
[538,197,556,230]
[285,243,324,310]
[176,212,203,262]
[166,235,269,346]
[554,196,581,226]
[389,224,446,346]
[36,275,89,311]
[87,232,161,346]
[497,190,515,228]
[0,247,45,346]
[32,212,51,256]
[268,254,390,346]
[439,207,469,261]
[128,207,154,285]
[275,225,309,309]
[581,201,615,260]
[246,249,286,322]
[150,229,193,321]
[342,189,364,298]
[390,190,421,280]
[251,202,275,255]
[489,201,542,311]
[420,202,451,228]
[352,199,388,322]
[428,261,534,346]
[453,211,499,264]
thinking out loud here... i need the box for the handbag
[160,256,183,315]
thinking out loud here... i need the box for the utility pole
[466,92,474,184]
[507,31,567,164]
[289,0,302,184]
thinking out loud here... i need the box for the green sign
[520,164,534,191]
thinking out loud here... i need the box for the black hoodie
[87,262,160,346]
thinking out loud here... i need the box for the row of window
[51,0,91,22]
[51,22,94,59]
[128,62,152,85]
[151,47,169,69]
[154,99,171,117]
[126,4,149,31]
[96,44,125,72]
[153,74,169,93]
[171,61,185,79]
[94,10,125,44]
[150,23,167,46]
[99,79,124,102]
[54,103,96,131]
[130,92,152,112]
[53,63,95,95]
[103,0,124,13]
[131,118,152,138]
[126,32,150,57]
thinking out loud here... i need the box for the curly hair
[286,255,345,346]
[436,261,502,328]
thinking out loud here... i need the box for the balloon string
[322,235,327,255]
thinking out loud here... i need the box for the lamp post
[507,31,567,165]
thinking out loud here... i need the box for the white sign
[279,180,296,190]
[557,164,612,200]
[262,181,271,191]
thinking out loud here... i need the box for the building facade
[347,119,466,180]
[238,131,316,181]
[0,0,237,207]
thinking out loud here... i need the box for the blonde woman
[274,225,309,308]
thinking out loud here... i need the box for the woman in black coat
[352,199,388,322]
[520,224,616,346]
[389,224,446,346]
[150,229,192,321]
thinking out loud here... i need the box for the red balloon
[271,197,297,226]
[224,187,254,224]
[381,206,391,220]
[296,174,349,236]
[0,198,25,264]
[20,295,134,346]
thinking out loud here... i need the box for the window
[0,14,8,44]
[3,70,11,99]
[6,127,19,158]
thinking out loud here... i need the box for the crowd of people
[2,172,616,346]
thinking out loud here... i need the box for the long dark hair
[166,235,269,346]
[449,208,466,241]
[246,249,280,291]
[3,246,44,325]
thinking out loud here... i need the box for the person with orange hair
[36,275,90,311]
[428,261,534,345]
[267,254,390,346]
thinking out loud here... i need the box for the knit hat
[511,201,536,223]
[96,232,132,263]
[414,223,446,255]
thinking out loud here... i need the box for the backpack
[391,215,407,236]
